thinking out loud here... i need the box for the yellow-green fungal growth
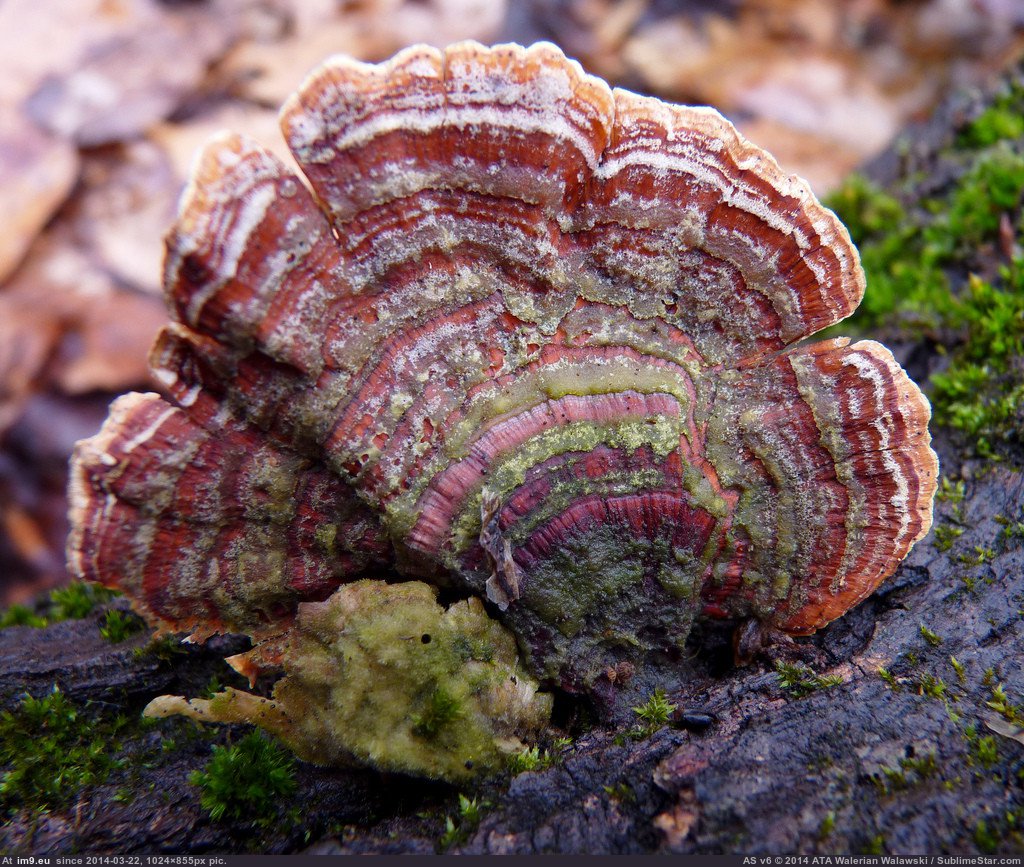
[144,580,552,781]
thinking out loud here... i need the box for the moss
[506,521,702,685]
[958,545,995,566]
[936,146,1024,256]
[878,668,900,691]
[825,174,931,328]
[0,604,46,629]
[775,661,843,698]
[0,686,129,815]
[916,673,948,701]
[919,624,942,647]
[962,722,1001,770]
[99,609,144,643]
[985,682,1023,724]
[933,524,965,552]
[145,581,551,782]
[112,787,135,805]
[974,736,1000,769]
[439,794,489,851]
[996,514,1024,544]
[872,752,940,795]
[611,688,681,742]
[0,582,120,631]
[937,477,966,508]
[521,526,648,638]
[602,781,636,803]
[48,582,118,621]
[827,152,1024,335]
[826,108,1024,461]
[863,834,886,855]
[825,175,950,330]
[828,172,907,242]
[632,688,676,730]
[133,634,186,663]
[507,745,554,774]
[189,732,296,824]
[972,806,1024,853]
[959,81,1024,148]
[934,480,968,553]
[412,688,462,738]
[929,270,1024,457]
[974,819,1000,854]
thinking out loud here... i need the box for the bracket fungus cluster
[68,42,937,780]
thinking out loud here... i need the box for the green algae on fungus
[145,581,552,781]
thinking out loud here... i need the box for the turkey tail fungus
[67,41,937,779]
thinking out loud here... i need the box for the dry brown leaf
[0,111,79,283]
[20,0,237,146]
[151,103,296,179]
[2,237,165,399]
[0,299,62,437]
[610,0,1024,192]
[220,0,509,108]
[67,142,182,296]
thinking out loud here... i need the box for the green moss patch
[0,582,120,631]
[775,661,844,698]
[0,686,133,815]
[190,732,296,824]
[826,109,1024,460]
[929,269,1024,457]
[958,80,1024,149]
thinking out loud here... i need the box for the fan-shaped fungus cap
[69,41,937,700]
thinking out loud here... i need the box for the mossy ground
[0,682,239,847]
[0,614,459,854]
[0,686,137,816]
[0,581,121,630]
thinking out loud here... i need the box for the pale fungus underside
[67,42,937,779]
